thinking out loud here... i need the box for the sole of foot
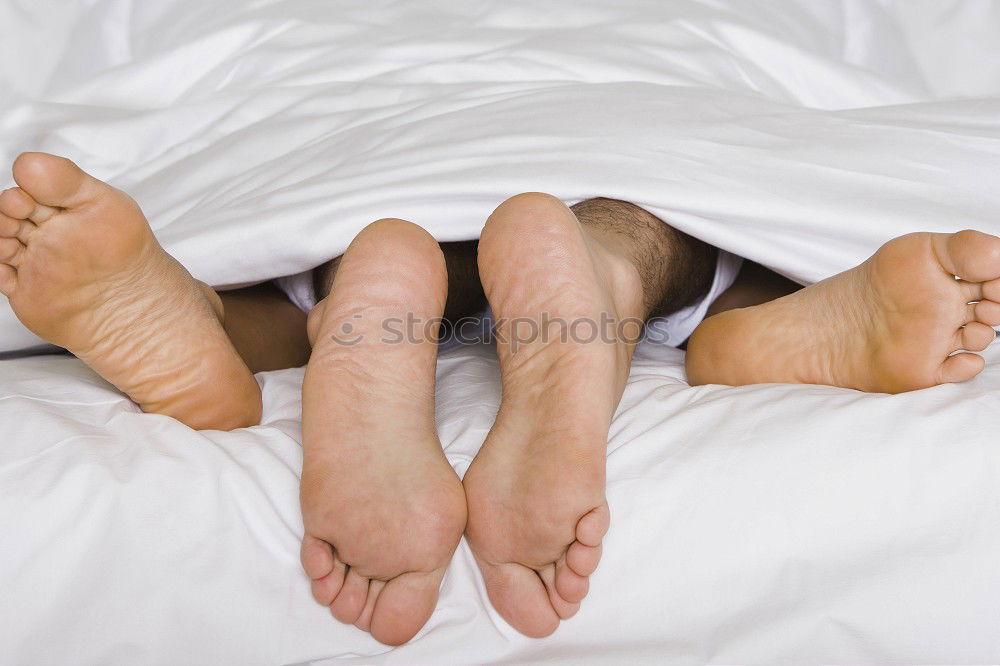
[0,152,259,429]
[299,218,467,646]
[463,193,645,637]
[686,230,1000,392]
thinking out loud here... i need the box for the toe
[0,213,34,244]
[311,569,347,607]
[479,561,560,638]
[0,238,24,267]
[0,213,20,237]
[0,187,34,219]
[554,556,590,604]
[957,279,984,302]
[300,534,335,580]
[538,565,582,620]
[938,352,986,384]
[575,504,610,547]
[354,579,384,632]
[12,152,102,209]
[566,541,603,576]
[974,300,1000,327]
[0,264,15,296]
[369,570,444,645]
[961,322,997,352]
[14,220,34,244]
[302,536,348,606]
[984,278,1000,303]
[330,567,369,624]
[934,230,1000,283]
[1,187,60,225]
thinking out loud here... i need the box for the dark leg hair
[569,197,717,319]
[310,198,717,344]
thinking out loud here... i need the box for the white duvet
[2,1,1000,664]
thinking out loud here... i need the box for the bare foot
[463,193,645,637]
[686,231,1000,392]
[299,218,466,646]
[0,152,259,429]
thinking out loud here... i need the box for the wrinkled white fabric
[2,0,999,353]
[3,345,1000,666]
[2,2,1000,665]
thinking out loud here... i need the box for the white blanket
[2,0,1000,350]
[2,1,1000,664]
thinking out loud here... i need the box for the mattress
[2,0,1000,664]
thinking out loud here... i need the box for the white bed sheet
[2,343,1000,665]
[2,1,1000,664]
[2,0,1000,353]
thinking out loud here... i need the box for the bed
[2,1,1000,664]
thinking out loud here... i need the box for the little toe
[300,534,335,580]
[554,556,590,604]
[938,352,986,384]
[0,264,16,296]
[311,565,347,606]
[330,567,370,624]
[566,541,603,577]
[575,504,611,547]
[481,562,560,638]
[961,322,997,352]
[369,571,444,645]
[0,238,24,267]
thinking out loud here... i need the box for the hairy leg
[464,194,715,637]
[570,197,717,319]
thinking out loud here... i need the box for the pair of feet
[299,195,639,644]
[3,153,1000,645]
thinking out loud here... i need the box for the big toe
[935,230,1000,283]
[481,562,562,638]
[368,571,444,645]
[938,352,986,384]
[12,152,99,209]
